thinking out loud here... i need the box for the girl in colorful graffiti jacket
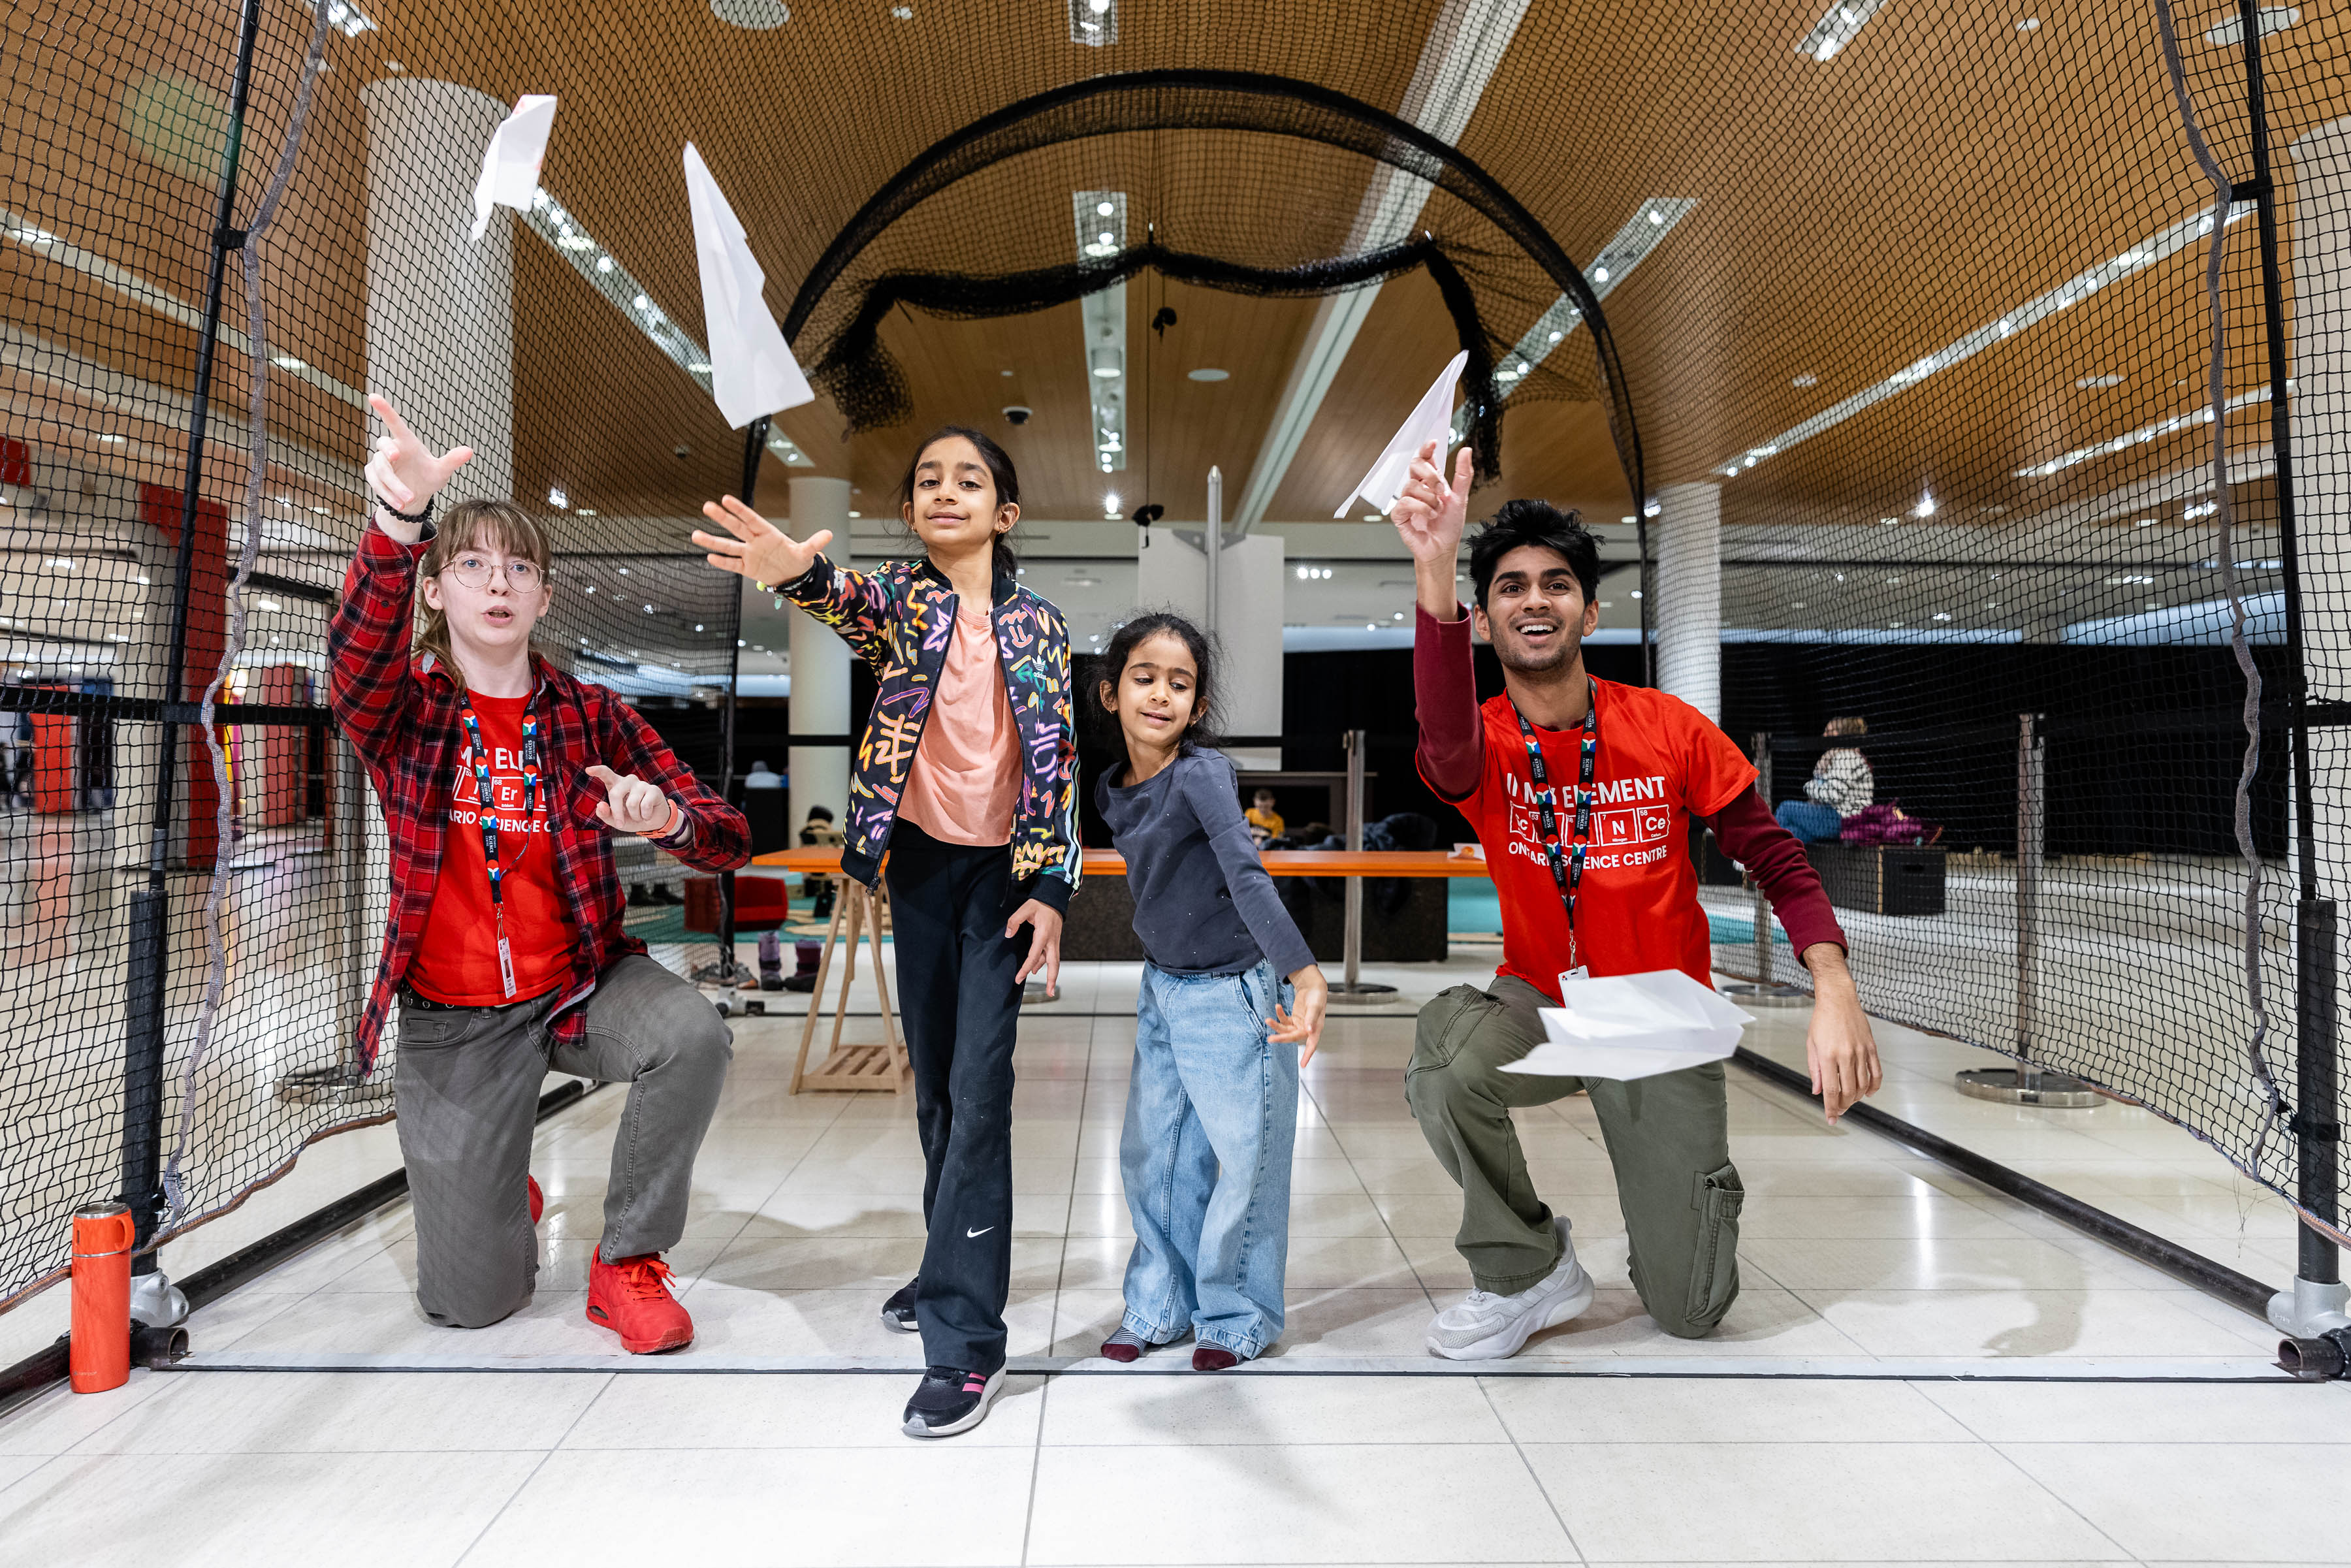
[694,427,1078,1439]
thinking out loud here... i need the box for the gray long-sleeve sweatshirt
[1093,750,1317,979]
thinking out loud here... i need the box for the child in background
[1091,613,1327,1369]
[798,803,842,920]
[1244,786,1285,846]
[694,426,1078,1437]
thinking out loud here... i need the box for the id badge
[1558,966,1590,987]
[496,912,518,999]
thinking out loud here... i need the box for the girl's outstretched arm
[693,496,891,663]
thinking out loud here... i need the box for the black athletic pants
[883,820,1027,1374]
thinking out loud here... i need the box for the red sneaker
[527,1176,544,1226]
[586,1249,693,1354]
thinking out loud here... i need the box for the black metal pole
[715,417,768,970]
[126,0,263,1262]
[2238,0,2339,1287]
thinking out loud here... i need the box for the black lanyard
[456,688,541,998]
[1510,679,1599,974]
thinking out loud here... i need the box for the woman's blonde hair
[1827,715,1868,737]
[416,499,553,690]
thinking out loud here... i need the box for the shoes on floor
[1425,1215,1593,1361]
[881,1275,919,1333]
[586,1249,694,1354]
[527,1175,543,1226]
[1192,1345,1243,1371]
[627,884,655,908]
[650,885,686,906]
[902,1365,1004,1438]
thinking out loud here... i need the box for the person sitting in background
[1775,718,1872,843]
[1244,786,1285,846]
[743,758,783,790]
[799,803,842,920]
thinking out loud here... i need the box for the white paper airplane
[682,142,814,430]
[1334,349,1468,518]
[1503,970,1755,1081]
[468,95,557,243]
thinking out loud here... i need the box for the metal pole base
[2267,1275,2351,1337]
[1021,982,1059,1005]
[691,957,757,989]
[1329,982,1404,1010]
[274,1066,393,1106]
[129,1270,189,1329]
[1718,980,1810,1008]
[1953,1067,2102,1108]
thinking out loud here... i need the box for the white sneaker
[1425,1216,1594,1360]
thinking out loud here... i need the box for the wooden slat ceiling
[3,0,2343,538]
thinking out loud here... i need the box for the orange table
[751,847,1495,879]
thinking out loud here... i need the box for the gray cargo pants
[393,953,733,1328]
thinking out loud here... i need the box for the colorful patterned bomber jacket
[781,553,1081,910]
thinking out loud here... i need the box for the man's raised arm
[1394,443,1483,800]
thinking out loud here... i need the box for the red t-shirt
[1439,679,1756,1003]
[407,690,574,1005]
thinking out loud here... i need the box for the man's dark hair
[805,805,835,823]
[1467,500,1599,609]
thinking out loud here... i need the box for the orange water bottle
[70,1202,135,1393]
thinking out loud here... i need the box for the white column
[1653,481,1722,722]
[362,79,515,500]
[1134,529,1285,767]
[2289,118,2351,907]
[786,475,854,836]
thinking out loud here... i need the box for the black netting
[5,0,2347,1310]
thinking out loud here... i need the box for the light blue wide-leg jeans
[1118,960,1298,1358]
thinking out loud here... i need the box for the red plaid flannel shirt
[329,521,750,1072]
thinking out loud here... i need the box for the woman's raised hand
[694,496,831,586]
[362,394,473,515]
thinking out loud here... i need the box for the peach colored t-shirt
[898,605,1020,846]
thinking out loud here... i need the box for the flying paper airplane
[468,95,556,242]
[1334,349,1468,519]
[682,142,814,430]
[1502,970,1755,1081]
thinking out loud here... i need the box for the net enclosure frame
[1,0,2346,1324]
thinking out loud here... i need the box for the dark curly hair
[1089,611,1224,764]
[1467,498,1599,609]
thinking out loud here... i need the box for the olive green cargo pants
[1405,975,1745,1338]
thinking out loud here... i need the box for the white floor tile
[1524,1440,2122,1561]
[1027,1443,1572,1564]
[2003,1443,2351,1561]
[1487,1375,1973,1443]
[68,1369,608,1452]
[1040,1371,1509,1445]
[468,1446,1037,1566]
[563,1371,1044,1448]
[0,1448,540,1567]
[1920,1379,2351,1443]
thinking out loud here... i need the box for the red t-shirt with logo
[407,690,574,1005]
[1443,680,1757,1003]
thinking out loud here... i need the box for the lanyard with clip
[1510,677,1599,980]
[456,689,542,999]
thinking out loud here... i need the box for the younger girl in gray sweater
[1091,613,1327,1369]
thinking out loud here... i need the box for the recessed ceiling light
[577,508,596,517]
[1187,367,1229,381]
[2076,374,2124,388]
[2016,16,2040,29]
[890,4,912,16]
[1791,372,1818,387]
[548,487,568,508]
[711,0,790,26]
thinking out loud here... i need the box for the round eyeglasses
[440,554,543,592]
